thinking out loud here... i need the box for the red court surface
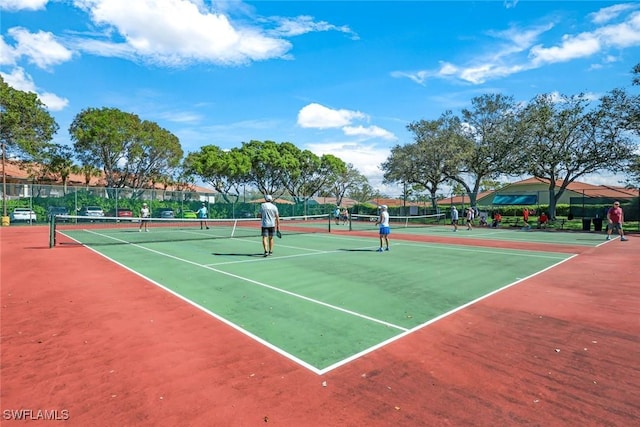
[1,226,638,426]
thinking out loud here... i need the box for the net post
[49,214,56,248]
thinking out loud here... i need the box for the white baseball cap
[265,195,273,202]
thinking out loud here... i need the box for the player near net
[139,203,150,232]
[375,204,390,252]
[197,202,210,230]
[258,195,280,257]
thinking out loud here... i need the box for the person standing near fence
[451,206,459,232]
[197,202,210,230]
[375,205,390,252]
[139,203,150,232]
[522,208,531,230]
[334,206,341,225]
[341,208,349,225]
[259,195,280,256]
[606,201,628,241]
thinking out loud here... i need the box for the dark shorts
[451,219,458,224]
[608,222,622,233]
[379,226,391,236]
[262,226,275,237]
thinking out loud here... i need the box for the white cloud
[0,66,37,92]
[69,0,292,66]
[7,27,73,69]
[306,141,389,184]
[530,32,601,65]
[268,15,357,40]
[297,103,367,129]
[342,125,396,140]
[590,3,639,25]
[0,67,69,111]
[297,103,396,142]
[596,11,640,48]
[38,91,69,111]
[0,36,19,66]
[0,0,48,11]
[394,5,640,86]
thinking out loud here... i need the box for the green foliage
[184,145,250,202]
[0,76,58,161]
[69,107,183,190]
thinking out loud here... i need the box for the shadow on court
[212,252,267,257]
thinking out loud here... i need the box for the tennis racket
[276,230,282,239]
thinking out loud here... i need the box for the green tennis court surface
[349,220,609,247]
[58,226,575,374]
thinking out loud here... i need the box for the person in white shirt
[139,203,150,232]
[375,205,390,252]
[258,195,280,257]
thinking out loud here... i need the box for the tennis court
[52,215,578,373]
[2,219,638,426]
[348,213,609,247]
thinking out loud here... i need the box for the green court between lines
[60,229,574,373]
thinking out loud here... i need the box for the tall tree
[382,111,469,208]
[329,163,367,207]
[632,63,640,86]
[347,182,382,204]
[69,107,183,192]
[240,140,291,197]
[278,143,316,203]
[0,76,58,161]
[78,164,102,188]
[184,145,251,203]
[127,120,183,191]
[41,145,76,192]
[278,143,347,204]
[625,64,640,186]
[516,92,637,218]
[453,93,522,207]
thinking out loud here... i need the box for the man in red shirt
[538,212,548,229]
[522,208,530,229]
[606,201,628,241]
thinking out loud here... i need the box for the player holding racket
[258,195,280,257]
[375,205,390,252]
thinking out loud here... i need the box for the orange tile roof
[437,191,493,206]
[2,160,214,193]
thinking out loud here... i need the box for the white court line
[74,229,406,318]
[390,241,572,260]
[316,253,579,374]
[302,232,573,260]
[63,228,575,374]
[207,248,374,266]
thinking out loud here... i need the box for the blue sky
[1,0,639,195]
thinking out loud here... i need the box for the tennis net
[49,214,331,247]
[348,213,446,231]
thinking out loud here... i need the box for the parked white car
[10,208,37,222]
